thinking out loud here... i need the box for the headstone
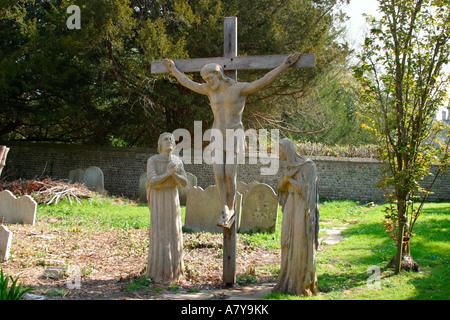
[237,181,259,195]
[139,172,147,203]
[69,168,85,184]
[69,167,105,193]
[185,186,242,233]
[82,166,104,193]
[177,172,197,205]
[0,190,37,225]
[239,183,279,233]
[0,225,13,262]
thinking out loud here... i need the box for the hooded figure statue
[273,138,319,296]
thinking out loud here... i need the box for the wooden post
[222,17,237,286]
[223,16,237,80]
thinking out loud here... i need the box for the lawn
[1,196,448,300]
[268,200,450,300]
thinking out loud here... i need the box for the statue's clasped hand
[166,162,178,175]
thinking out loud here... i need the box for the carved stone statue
[272,138,319,296]
[146,132,188,282]
[163,53,301,227]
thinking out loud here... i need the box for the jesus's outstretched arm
[163,59,208,95]
[241,53,301,96]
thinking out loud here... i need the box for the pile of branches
[0,178,95,205]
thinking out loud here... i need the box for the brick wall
[2,142,449,202]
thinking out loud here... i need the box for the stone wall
[2,142,154,199]
[2,142,449,202]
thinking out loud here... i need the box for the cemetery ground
[1,195,448,300]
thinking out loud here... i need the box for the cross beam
[151,53,316,74]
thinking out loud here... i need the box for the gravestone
[0,225,12,262]
[177,172,197,205]
[185,186,242,233]
[69,166,105,193]
[0,190,37,225]
[69,168,85,184]
[82,166,104,192]
[139,172,147,202]
[237,181,259,195]
[239,183,279,233]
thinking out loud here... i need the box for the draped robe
[146,154,187,282]
[273,156,319,296]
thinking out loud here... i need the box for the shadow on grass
[404,207,450,300]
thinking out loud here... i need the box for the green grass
[38,197,189,231]
[266,200,450,300]
[35,197,449,300]
[38,197,150,230]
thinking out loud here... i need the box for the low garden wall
[2,142,449,202]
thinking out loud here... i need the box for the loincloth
[209,127,246,155]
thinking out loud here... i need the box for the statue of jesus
[163,52,301,226]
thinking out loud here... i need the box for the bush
[0,267,33,300]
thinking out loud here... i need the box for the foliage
[0,0,359,147]
[229,0,357,142]
[0,267,33,300]
[353,0,450,272]
[285,68,377,146]
[0,0,185,146]
[294,141,379,158]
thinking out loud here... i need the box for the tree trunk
[390,238,419,272]
[394,196,407,273]
[0,145,9,177]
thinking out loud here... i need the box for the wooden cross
[151,17,315,286]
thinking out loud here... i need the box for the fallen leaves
[2,221,280,299]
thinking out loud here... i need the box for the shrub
[0,267,33,300]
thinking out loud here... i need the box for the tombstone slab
[0,225,13,262]
[239,183,278,233]
[185,186,242,233]
[177,172,197,205]
[237,181,259,195]
[82,166,105,193]
[139,172,147,202]
[0,190,37,225]
[69,168,85,184]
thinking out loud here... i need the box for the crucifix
[151,17,315,286]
